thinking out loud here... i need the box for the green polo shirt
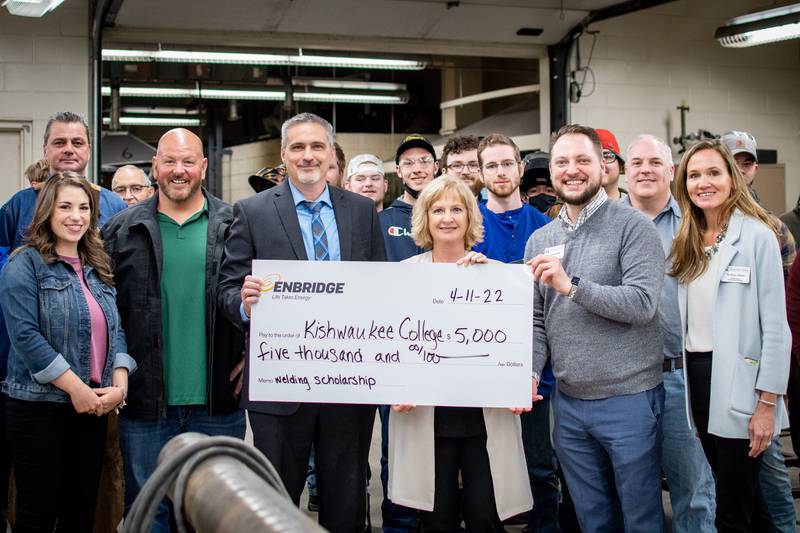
[158,199,208,405]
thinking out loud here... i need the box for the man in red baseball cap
[596,128,626,200]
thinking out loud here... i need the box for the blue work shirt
[288,180,341,262]
[473,203,550,264]
[622,195,682,359]
[477,201,554,397]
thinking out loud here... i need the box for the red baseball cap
[595,128,624,164]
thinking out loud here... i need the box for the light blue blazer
[679,210,791,439]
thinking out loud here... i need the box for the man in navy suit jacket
[218,113,385,533]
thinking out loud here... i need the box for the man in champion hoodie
[379,134,438,263]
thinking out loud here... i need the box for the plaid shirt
[558,187,609,232]
[750,186,797,280]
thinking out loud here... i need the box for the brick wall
[570,0,800,212]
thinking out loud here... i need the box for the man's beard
[295,171,322,185]
[161,178,201,203]
[555,178,601,206]
[486,180,518,199]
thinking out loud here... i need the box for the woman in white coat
[388,175,532,532]
[669,139,790,533]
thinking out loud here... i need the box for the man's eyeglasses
[398,157,435,170]
[602,151,618,163]
[113,185,149,194]
[446,162,480,173]
[482,160,518,174]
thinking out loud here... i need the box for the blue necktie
[302,201,329,261]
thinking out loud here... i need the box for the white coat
[387,251,533,520]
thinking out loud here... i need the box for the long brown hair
[668,139,778,283]
[21,172,114,285]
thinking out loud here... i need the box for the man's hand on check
[241,275,262,318]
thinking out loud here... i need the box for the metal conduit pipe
[156,433,327,533]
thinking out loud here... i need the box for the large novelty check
[248,260,533,408]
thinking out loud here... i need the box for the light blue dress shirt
[287,179,341,262]
[623,194,682,358]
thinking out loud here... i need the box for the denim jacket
[0,247,136,402]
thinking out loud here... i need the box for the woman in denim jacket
[0,172,136,532]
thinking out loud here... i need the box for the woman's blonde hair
[669,139,779,283]
[411,175,484,250]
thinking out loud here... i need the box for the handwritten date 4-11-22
[447,288,503,304]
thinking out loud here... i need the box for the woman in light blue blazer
[669,139,790,533]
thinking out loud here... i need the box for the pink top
[60,256,108,383]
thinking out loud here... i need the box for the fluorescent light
[294,92,407,105]
[103,86,408,105]
[122,106,199,115]
[2,0,65,17]
[102,86,286,100]
[102,48,426,70]
[103,117,202,127]
[197,88,285,100]
[716,4,800,47]
[292,77,406,91]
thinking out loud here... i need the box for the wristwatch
[567,276,580,300]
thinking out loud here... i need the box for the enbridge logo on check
[260,273,283,293]
[261,273,346,295]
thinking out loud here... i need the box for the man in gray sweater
[524,124,666,533]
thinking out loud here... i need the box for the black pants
[421,433,503,533]
[686,352,773,533]
[249,403,375,533]
[5,398,107,533]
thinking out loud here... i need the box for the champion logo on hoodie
[387,226,412,237]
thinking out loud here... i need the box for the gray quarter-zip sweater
[523,199,665,400]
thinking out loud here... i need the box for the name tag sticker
[721,266,750,284]
[544,244,565,259]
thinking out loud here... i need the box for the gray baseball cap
[721,131,757,162]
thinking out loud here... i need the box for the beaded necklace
[704,223,728,259]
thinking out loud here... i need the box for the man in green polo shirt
[103,128,246,533]
[158,197,208,405]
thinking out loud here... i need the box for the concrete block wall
[570,0,800,212]
[221,132,410,204]
[0,1,90,179]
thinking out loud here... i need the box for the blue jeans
[119,406,246,533]
[760,436,796,533]
[379,405,418,532]
[307,446,317,498]
[660,369,716,533]
[553,385,665,533]
[520,397,560,532]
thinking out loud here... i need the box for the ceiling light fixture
[2,0,64,17]
[121,106,199,115]
[102,48,426,70]
[716,3,800,47]
[294,92,408,104]
[102,116,202,127]
[103,86,408,105]
[101,86,285,100]
[292,77,407,91]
